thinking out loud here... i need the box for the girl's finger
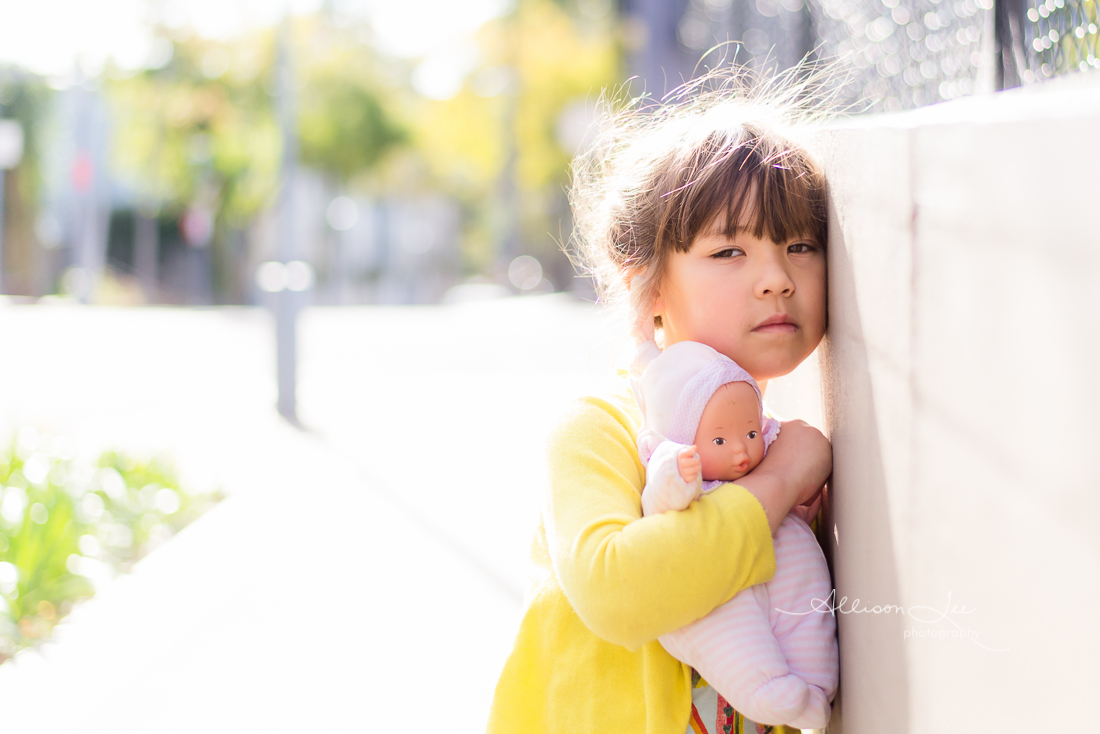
[802,492,822,520]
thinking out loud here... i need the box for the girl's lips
[752,314,798,334]
[753,323,798,334]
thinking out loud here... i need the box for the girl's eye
[712,248,744,259]
[788,242,816,254]
[747,431,758,439]
[713,437,726,446]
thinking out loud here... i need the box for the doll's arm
[641,441,704,516]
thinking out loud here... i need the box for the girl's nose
[754,255,795,298]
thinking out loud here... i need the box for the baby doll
[631,340,839,729]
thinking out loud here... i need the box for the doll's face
[693,381,766,482]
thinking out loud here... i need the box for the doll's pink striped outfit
[630,341,839,730]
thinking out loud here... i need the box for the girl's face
[653,219,826,384]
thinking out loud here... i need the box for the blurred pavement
[0,295,630,732]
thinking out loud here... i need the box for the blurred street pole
[70,81,107,304]
[498,69,519,267]
[135,209,159,301]
[275,18,300,424]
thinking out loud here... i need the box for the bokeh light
[508,255,543,290]
[326,197,358,231]
[256,262,289,293]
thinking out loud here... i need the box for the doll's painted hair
[570,65,832,338]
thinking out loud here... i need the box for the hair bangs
[667,130,827,252]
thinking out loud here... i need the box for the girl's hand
[788,484,825,525]
[736,420,831,534]
[677,445,700,483]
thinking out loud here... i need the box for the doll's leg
[658,587,810,726]
[765,516,839,729]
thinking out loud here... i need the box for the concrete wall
[766,75,1100,731]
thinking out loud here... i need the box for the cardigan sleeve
[544,394,777,652]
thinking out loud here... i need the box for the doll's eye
[747,431,758,439]
[713,437,726,446]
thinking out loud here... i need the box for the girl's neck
[757,379,768,396]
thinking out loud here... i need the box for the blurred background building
[0,0,1095,306]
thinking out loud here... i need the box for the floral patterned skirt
[687,670,785,734]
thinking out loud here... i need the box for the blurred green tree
[104,3,618,295]
[107,22,407,301]
[299,51,406,183]
[407,0,619,281]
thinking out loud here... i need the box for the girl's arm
[544,396,777,651]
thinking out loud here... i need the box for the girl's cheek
[800,270,828,336]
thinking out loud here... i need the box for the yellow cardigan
[487,380,781,734]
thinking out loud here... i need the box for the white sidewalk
[0,295,628,732]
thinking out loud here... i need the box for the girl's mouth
[752,314,798,333]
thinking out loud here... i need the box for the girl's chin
[739,351,815,383]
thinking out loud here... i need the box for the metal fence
[811,0,988,112]
[811,0,1098,111]
[641,0,1100,114]
[1019,0,1100,81]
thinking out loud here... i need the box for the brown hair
[571,67,831,337]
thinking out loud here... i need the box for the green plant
[0,429,222,661]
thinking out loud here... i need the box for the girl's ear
[627,264,661,342]
[650,268,664,312]
[630,289,658,343]
[642,279,663,342]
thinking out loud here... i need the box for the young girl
[487,76,834,734]
[632,339,837,730]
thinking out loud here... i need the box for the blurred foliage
[107,23,407,223]
[5,2,621,296]
[0,71,50,209]
[103,21,408,303]
[410,0,619,273]
[413,0,618,191]
[0,429,222,662]
[298,37,407,183]
[107,34,281,229]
